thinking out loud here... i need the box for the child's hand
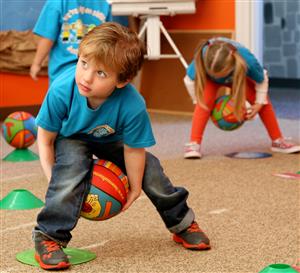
[30,63,42,81]
[246,103,263,120]
[122,188,141,211]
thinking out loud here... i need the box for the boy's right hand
[30,63,42,81]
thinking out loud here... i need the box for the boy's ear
[116,80,130,89]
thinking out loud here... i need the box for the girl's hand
[246,103,263,120]
[122,188,141,211]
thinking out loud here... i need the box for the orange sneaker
[173,221,210,250]
[34,233,70,270]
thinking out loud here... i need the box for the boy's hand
[122,145,145,212]
[122,188,142,211]
[245,103,263,120]
[30,63,42,81]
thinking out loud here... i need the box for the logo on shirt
[60,6,107,54]
[88,125,115,138]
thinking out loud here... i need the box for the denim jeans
[33,137,194,246]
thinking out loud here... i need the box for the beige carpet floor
[1,113,299,273]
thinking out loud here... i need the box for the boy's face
[75,56,127,107]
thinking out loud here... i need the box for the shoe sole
[35,253,70,270]
[173,235,211,250]
[184,151,202,159]
[271,146,300,154]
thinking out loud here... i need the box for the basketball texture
[211,95,244,131]
[2,111,37,148]
[81,159,129,221]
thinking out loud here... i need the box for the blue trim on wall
[0,0,45,31]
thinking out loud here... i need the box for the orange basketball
[81,159,129,221]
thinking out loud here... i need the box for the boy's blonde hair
[195,39,247,120]
[78,22,145,83]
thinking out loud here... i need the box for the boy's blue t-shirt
[186,37,264,84]
[34,0,111,83]
[36,66,156,149]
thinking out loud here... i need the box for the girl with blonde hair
[184,37,300,159]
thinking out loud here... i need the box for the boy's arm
[122,145,146,211]
[37,127,57,182]
[30,37,54,81]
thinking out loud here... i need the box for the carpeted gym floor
[0,87,299,273]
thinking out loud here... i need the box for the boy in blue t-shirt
[30,0,112,84]
[33,22,210,270]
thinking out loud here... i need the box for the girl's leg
[34,138,93,246]
[190,80,221,143]
[245,79,282,141]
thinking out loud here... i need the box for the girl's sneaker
[184,142,202,159]
[271,138,300,154]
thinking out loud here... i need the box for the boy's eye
[97,71,107,78]
[81,60,88,68]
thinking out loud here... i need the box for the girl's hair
[195,39,247,120]
[78,22,145,83]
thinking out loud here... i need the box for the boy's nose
[83,70,93,83]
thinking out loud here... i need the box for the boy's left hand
[122,146,145,212]
[122,188,141,211]
[246,103,263,120]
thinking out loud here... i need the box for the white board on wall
[109,0,196,16]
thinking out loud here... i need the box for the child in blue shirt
[33,22,210,270]
[184,37,300,159]
[30,0,111,84]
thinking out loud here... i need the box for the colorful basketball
[1,111,37,148]
[81,159,129,221]
[211,95,244,131]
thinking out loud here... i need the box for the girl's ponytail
[194,41,209,109]
[231,51,247,120]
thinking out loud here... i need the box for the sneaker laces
[273,137,294,148]
[184,142,200,152]
[42,241,61,252]
[186,222,202,233]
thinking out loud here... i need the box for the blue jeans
[34,138,194,246]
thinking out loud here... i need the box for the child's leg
[143,152,194,232]
[143,152,210,249]
[98,143,210,249]
[33,138,93,246]
[245,78,282,141]
[190,79,220,143]
[96,142,194,231]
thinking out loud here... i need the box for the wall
[263,0,300,79]
[161,0,235,30]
